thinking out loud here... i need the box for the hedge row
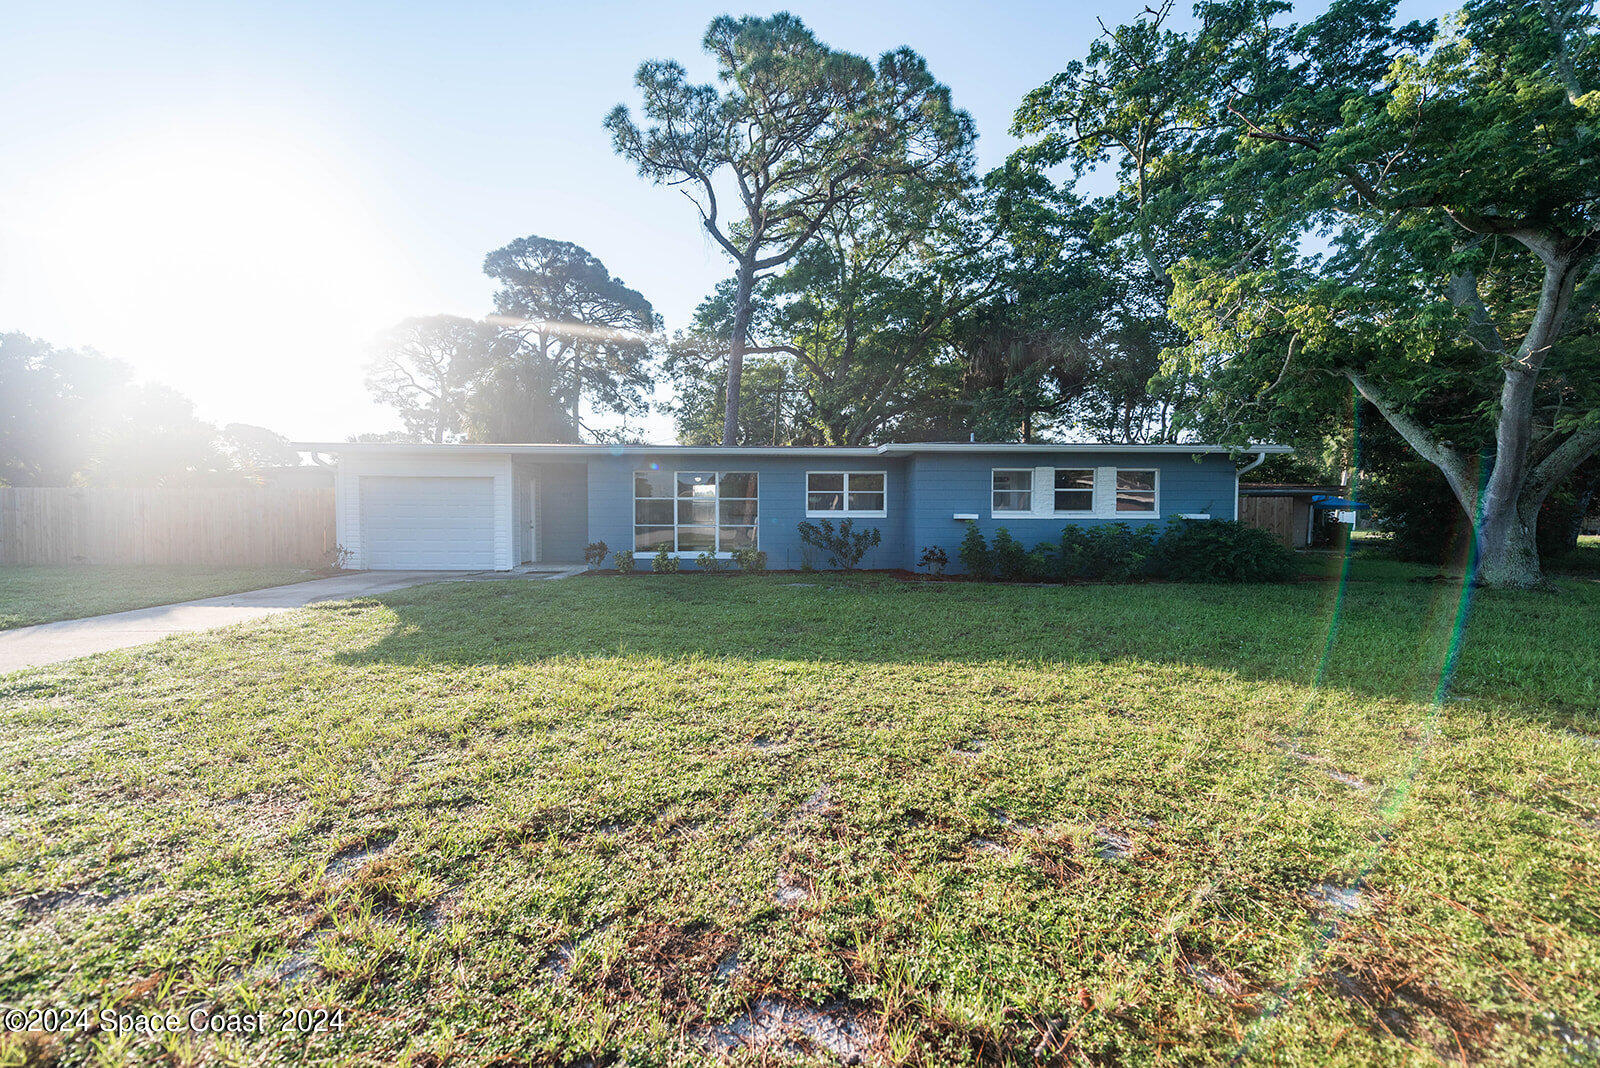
[953,519,1296,583]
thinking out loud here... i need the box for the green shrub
[958,525,991,579]
[918,545,949,576]
[651,544,678,573]
[731,547,768,572]
[1027,542,1060,582]
[1060,523,1158,581]
[614,549,635,572]
[1152,518,1295,582]
[991,527,1029,582]
[695,551,725,572]
[796,519,882,570]
[583,540,609,568]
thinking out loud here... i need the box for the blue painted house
[300,442,1289,573]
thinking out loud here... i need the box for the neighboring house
[295,441,1290,572]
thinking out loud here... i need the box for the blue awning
[1310,495,1370,509]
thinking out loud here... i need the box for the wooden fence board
[0,487,334,566]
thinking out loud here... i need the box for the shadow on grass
[330,570,1600,730]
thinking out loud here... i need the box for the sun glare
[5,120,417,436]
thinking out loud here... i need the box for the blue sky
[0,0,1444,441]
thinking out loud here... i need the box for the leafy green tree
[365,316,505,443]
[606,13,973,444]
[0,332,232,487]
[482,235,660,439]
[1020,0,1600,586]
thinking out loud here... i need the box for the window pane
[676,525,715,551]
[1054,471,1094,511]
[850,472,884,492]
[635,499,673,525]
[719,525,758,549]
[847,492,885,512]
[807,472,844,492]
[635,470,672,499]
[720,498,759,524]
[993,470,1032,492]
[678,500,716,525]
[808,491,844,512]
[720,472,758,498]
[677,471,717,498]
[1116,470,1157,512]
[635,526,674,551]
[994,491,1032,512]
[1055,468,1093,491]
[1055,490,1093,511]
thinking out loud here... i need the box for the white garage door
[359,476,496,570]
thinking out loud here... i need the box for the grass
[0,563,1597,1065]
[0,565,315,630]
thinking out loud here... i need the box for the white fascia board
[877,442,1293,455]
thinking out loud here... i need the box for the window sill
[805,511,887,519]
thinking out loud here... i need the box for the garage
[358,476,496,570]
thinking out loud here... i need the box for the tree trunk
[723,255,757,446]
[1475,495,1542,588]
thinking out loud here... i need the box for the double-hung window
[806,472,886,517]
[634,470,758,553]
[1053,469,1095,513]
[991,470,1033,514]
[1115,469,1157,513]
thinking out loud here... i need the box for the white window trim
[805,470,888,519]
[1050,466,1098,517]
[1112,466,1160,516]
[988,465,1162,520]
[990,467,1036,518]
[634,469,759,554]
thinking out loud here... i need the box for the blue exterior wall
[580,449,1240,572]
[906,450,1239,573]
[586,452,909,570]
[534,462,589,561]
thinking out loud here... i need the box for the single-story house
[294,441,1290,572]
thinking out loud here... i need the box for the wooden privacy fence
[1238,495,1303,547]
[0,487,335,566]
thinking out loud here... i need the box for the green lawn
[0,565,316,630]
[1,567,1597,1064]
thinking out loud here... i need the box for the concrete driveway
[0,567,585,674]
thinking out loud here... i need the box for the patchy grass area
[1,568,1597,1064]
[0,565,314,629]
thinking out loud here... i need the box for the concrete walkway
[0,566,586,674]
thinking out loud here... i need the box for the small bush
[958,525,991,579]
[651,544,678,573]
[732,547,768,572]
[695,551,724,572]
[796,518,882,570]
[1060,523,1158,581]
[991,527,1029,582]
[324,543,353,571]
[584,540,609,568]
[1152,518,1295,582]
[614,549,635,572]
[1026,542,1060,582]
[918,545,949,576]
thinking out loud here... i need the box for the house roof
[1238,483,1346,497]
[294,441,1294,459]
